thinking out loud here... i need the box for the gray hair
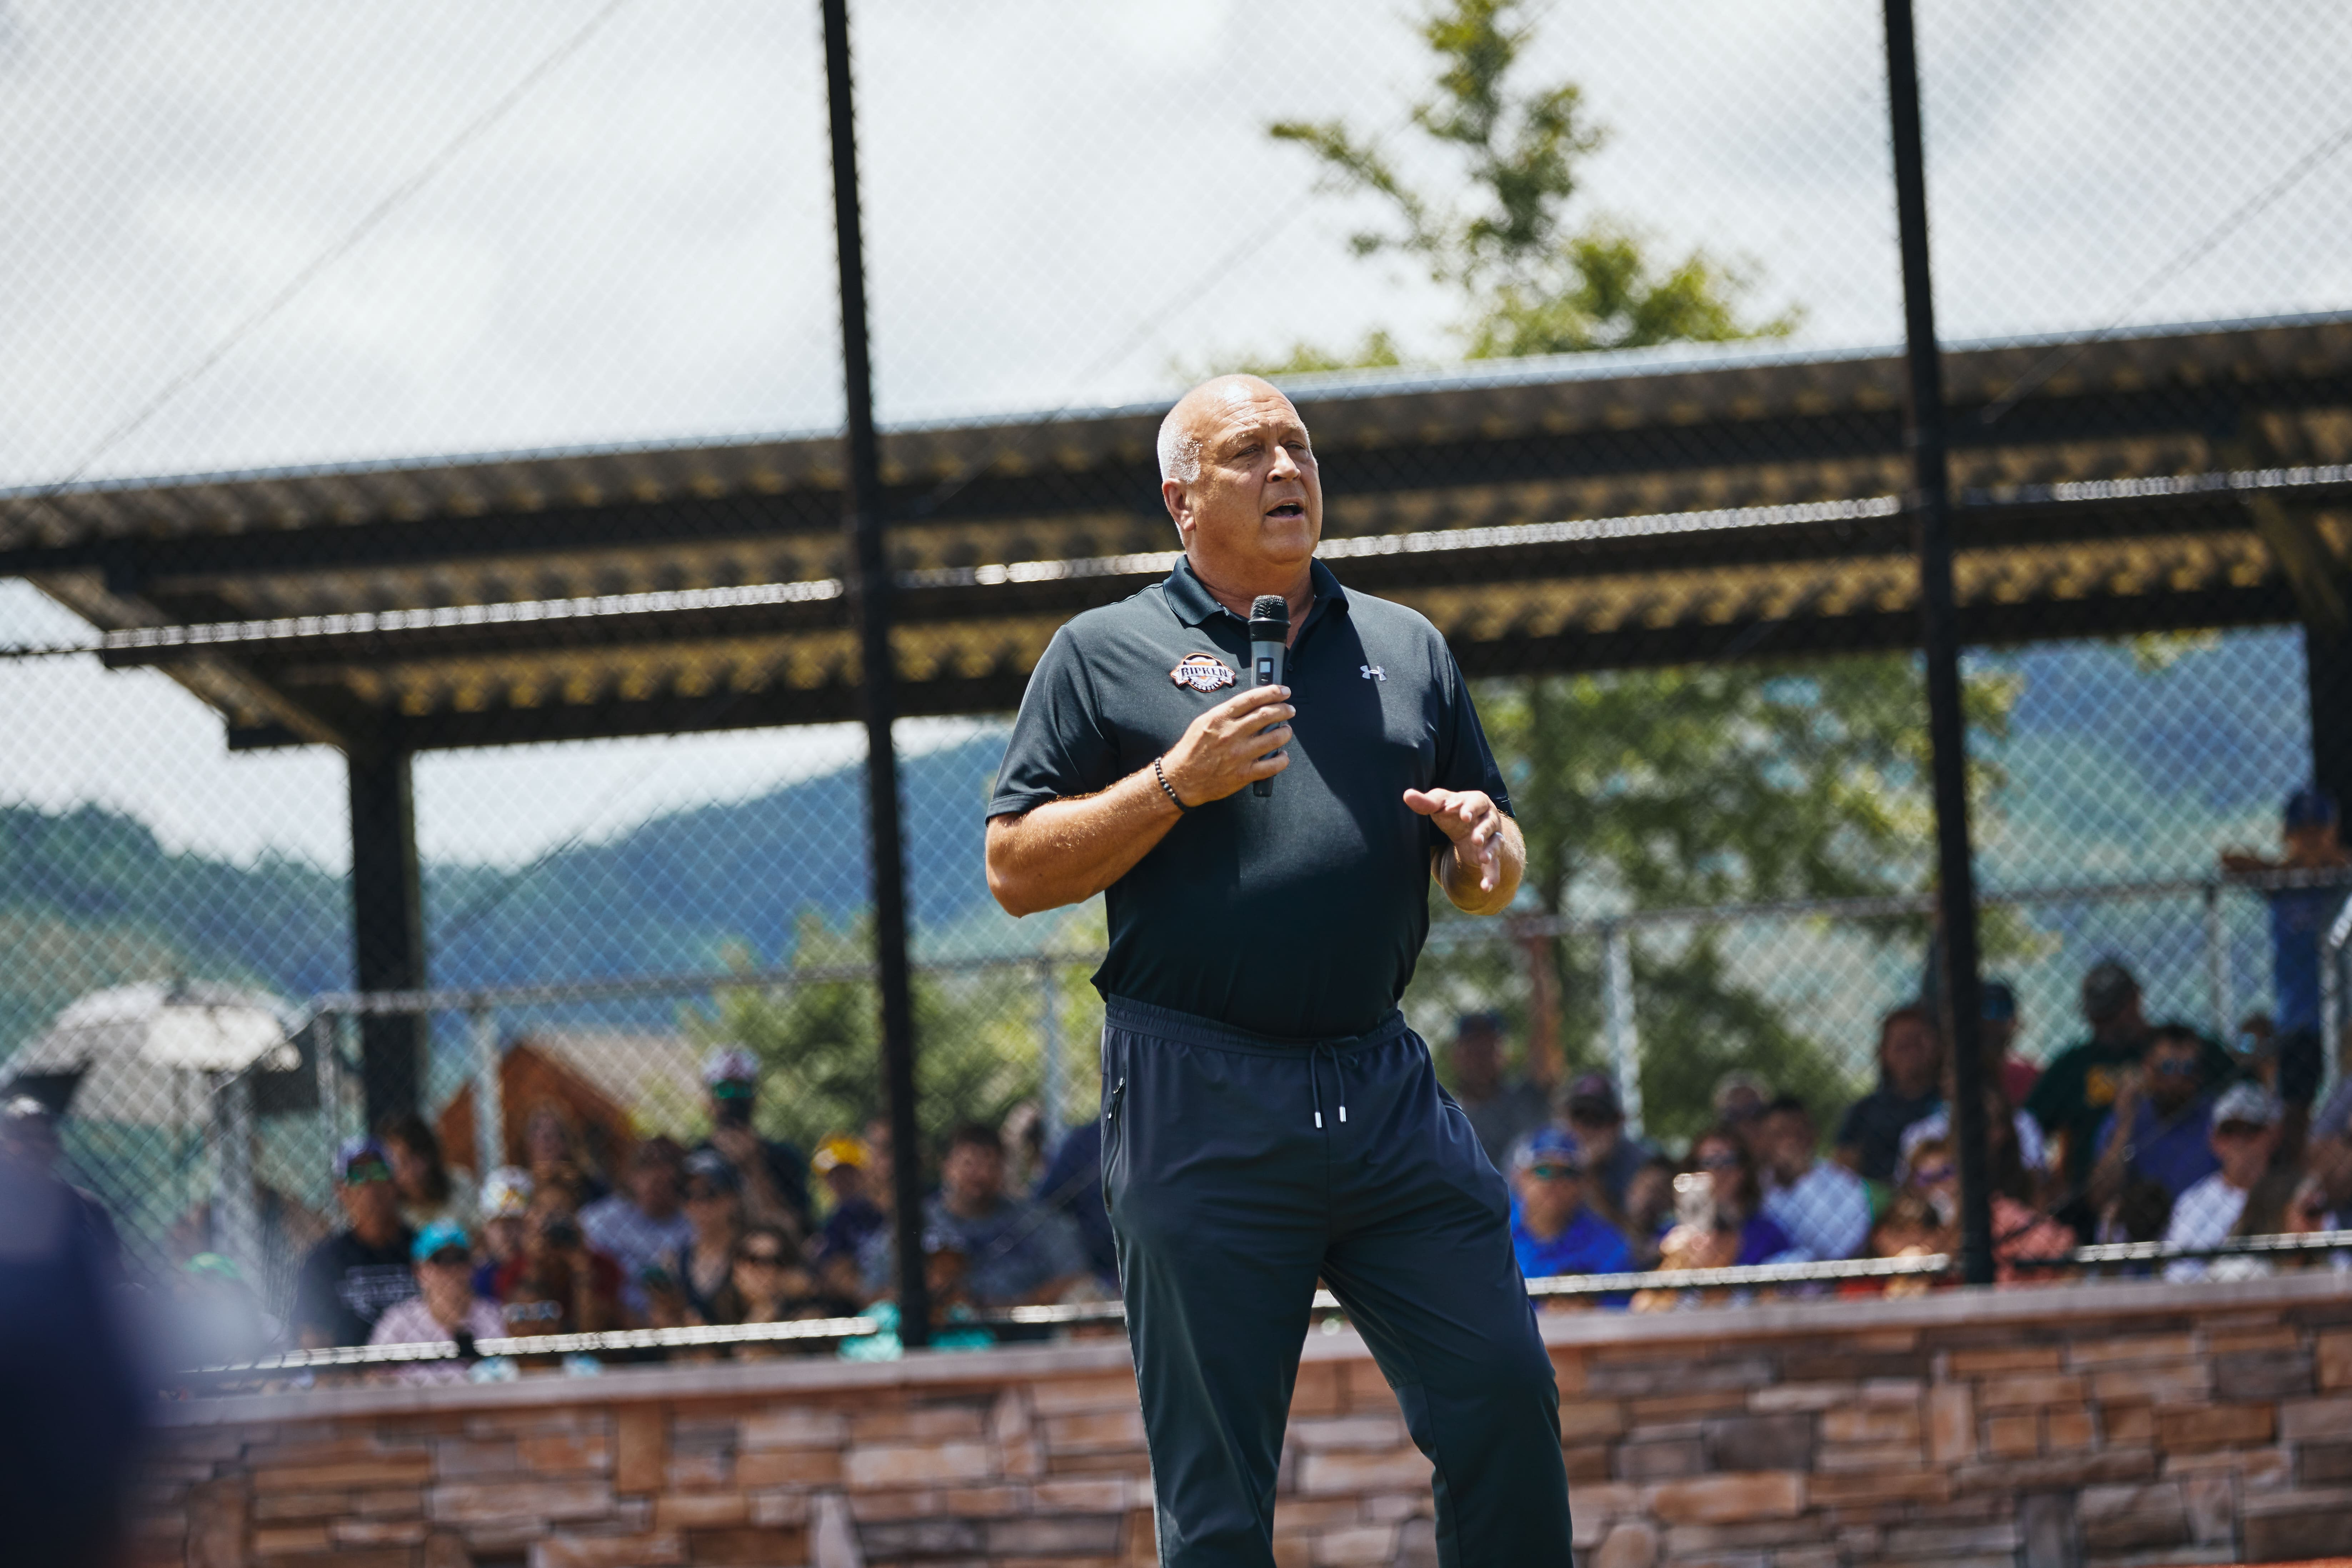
[1156,406,1202,485]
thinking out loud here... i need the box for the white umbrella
[4,980,301,1127]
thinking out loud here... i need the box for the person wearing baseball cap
[2161,1081,2285,1281]
[1445,1011,1554,1168]
[2025,959,2236,1201]
[1559,1072,1655,1224]
[811,1133,891,1273]
[690,1045,812,1237]
[368,1219,508,1381]
[2223,787,2347,1146]
[290,1137,417,1348]
[1505,1128,1631,1288]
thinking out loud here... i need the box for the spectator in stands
[292,1137,417,1348]
[922,1122,1089,1309]
[1981,981,2040,1106]
[1445,1011,1551,1166]
[522,1100,610,1203]
[1902,1133,2074,1285]
[673,1149,744,1324]
[2164,1082,2288,1281]
[2026,958,2234,1197]
[1712,1072,1773,1162]
[369,1219,506,1381]
[1,1096,119,1272]
[2086,1024,2226,1225]
[1837,1005,1944,1184]
[1032,1117,1119,1289]
[1897,1066,2052,1202]
[1560,1072,1653,1227]
[2308,1074,2352,1218]
[812,1134,888,1266]
[1506,1128,1631,1287]
[704,1225,814,1330]
[693,1047,812,1239]
[1759,1096,1871,1263]
[2222,786,2346,1151]
[490,1174,620,1339]
[580,1136,693,1320]
[378,1111,476,1233]
[1661,1127,1799,1270]
[473,1166,532,1299]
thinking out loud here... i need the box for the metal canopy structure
[6,311,2349,755]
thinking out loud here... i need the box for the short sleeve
[989,625,1120,819]
[1425,638,1511,847]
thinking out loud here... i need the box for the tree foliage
[1250,0,2014,1141]
[1267,0,1796,364]
[684,913,1044,1166]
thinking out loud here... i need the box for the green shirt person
[2026,958,2236,1195]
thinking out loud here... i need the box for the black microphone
[1248,595,1289,797]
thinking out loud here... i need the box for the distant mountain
[0,733,1022,1057]
[0,630,2314,1062]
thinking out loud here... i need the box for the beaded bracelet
[1153,755,1190,813]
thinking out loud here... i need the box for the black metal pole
[1882,0,1992,1288]
[821,0,929,1347]
[346,726,425,1128]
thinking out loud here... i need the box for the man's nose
[1269,442,1302,481]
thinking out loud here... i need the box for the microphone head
[1248,595,1289,637]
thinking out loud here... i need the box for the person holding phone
[692,1046,812,1238]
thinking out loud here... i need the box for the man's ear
[1161,478,1194,545]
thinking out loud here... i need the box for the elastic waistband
[1103,996,1409,1057]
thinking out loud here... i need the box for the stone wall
[132,1273,2352,1568]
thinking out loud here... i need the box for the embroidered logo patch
[1361,664,1386,682]
[1169,652,1237,692]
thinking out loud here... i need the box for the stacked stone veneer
[134,1273,2352,1568]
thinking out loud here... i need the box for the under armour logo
[1361,665,1385,681]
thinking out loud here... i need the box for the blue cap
[413,1218,471,1262]
[2286,787,2339,830]
[335,1136,393,1183]
[1510,1127,1584,1172]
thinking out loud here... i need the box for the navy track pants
[1101,997,1574,1568]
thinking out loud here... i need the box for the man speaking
[986,375,1573,1566]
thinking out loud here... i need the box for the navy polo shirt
[989,556,1510,1039]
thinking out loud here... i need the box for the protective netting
[2,0,2349,1376]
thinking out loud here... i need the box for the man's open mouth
[1265,501,1305,519]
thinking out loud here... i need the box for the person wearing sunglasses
[2085,1024,2227,1228]
[291,1137,418,1349]
[1897,1135,2074,1288]
[368,1219,506,1382]
[1505,1129,1631,1298]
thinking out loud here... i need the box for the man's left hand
[1405,787,1507,893]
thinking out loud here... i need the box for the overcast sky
[2,0,2348,868]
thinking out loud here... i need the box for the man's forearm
[987,767,1182,917]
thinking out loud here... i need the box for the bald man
[987,377,1571,1566]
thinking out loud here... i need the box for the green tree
[1251,0,2012,1141]
[684,913,1044,1166]
[1267,0,1796,366]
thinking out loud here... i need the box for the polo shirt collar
[1164,555,1350,628]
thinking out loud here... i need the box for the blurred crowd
[1485,786,2352,1308]
[5,789,2347,1391]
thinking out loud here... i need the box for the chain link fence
[4,0,2351,1375]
